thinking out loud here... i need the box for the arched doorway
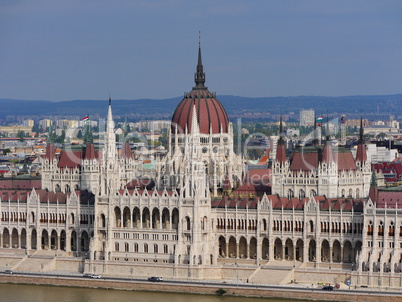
[142,207,150,229]
[321,240,330,262]
[239,236,247,258]
[228,236,237,258]
[31,229,37,249]
[51,230,58,250]
[41,229,49,249]
[172,208,179,229]
[114,207,121,227]
[132,207,140,228]
[308,240,316,261]
[80,231,89,252]
[262,238,269,260]
[285,238,294,260]
[295,239,303,261]
[162,208,170,229]
[123,207,131,228]
[60,230,66,251]
[274,238,283,260]
[2,228,10,248]
[218,236,226,257]
[152,208,160,229]
[343,240,352,263]
[250,237,257,259]
[71,230,77,251]
[21,229,27,249]
[333,240,341,262]
[11,228,19,248]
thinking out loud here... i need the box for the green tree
[17,130,25,142]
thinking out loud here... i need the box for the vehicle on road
[322,285,334,291]
[90,274,101,279]
[148,276,163,282]
[4,270,13,275]
[83,273,92,278]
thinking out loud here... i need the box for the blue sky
[1,0,401,101]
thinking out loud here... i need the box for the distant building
[299,109,315,127]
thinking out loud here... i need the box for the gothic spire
[194,32,206,88]
[358,115,364,144]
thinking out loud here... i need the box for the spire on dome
[194,32,206,88]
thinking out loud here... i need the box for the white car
[90,274,101,279]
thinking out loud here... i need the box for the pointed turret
[276,115,286,164]
[356,116,367,163]
[312,113,319,146]
[105,96,116,161]
[194,36,206,89]
[322,115,334,163]
[83,120,93,144]
[190,101,200,134]
[322,137,334,163]
[45,142,55,161]
[121,142,132,159]
[369,169,378,203]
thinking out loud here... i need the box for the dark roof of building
[289,146,357,171]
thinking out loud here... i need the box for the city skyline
[1,0,402,101]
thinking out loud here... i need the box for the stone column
[330,247,333,263]
[225,242,229,258]
[57,235,61,251]
[66,232,71,252]
[236,243,239,259]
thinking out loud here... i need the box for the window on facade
[144,243,148,253]
[115,242,119,252]
[125,242,129,252]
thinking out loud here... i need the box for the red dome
[171,89,229,134]
[171,44,229,134]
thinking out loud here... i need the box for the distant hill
[1,94,401,120]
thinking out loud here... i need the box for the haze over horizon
[1,0,401,102]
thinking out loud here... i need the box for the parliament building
[1,45,402,287]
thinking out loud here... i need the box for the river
[0,283,317,302]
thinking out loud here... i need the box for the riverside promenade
[1,272,402,302]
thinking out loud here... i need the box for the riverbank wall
[0,274,401,302]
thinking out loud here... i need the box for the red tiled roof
[289,147,357,172]
[171,89,229,134]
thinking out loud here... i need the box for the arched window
[125,242,129,252]
[299,189,305,199]
[144,243,148,253]
[154,244,158,253]
[134,243,138,252]
[185,216,191,231]
[164,244,168,254]
[287,189,294,199]
[115,242,119,252]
